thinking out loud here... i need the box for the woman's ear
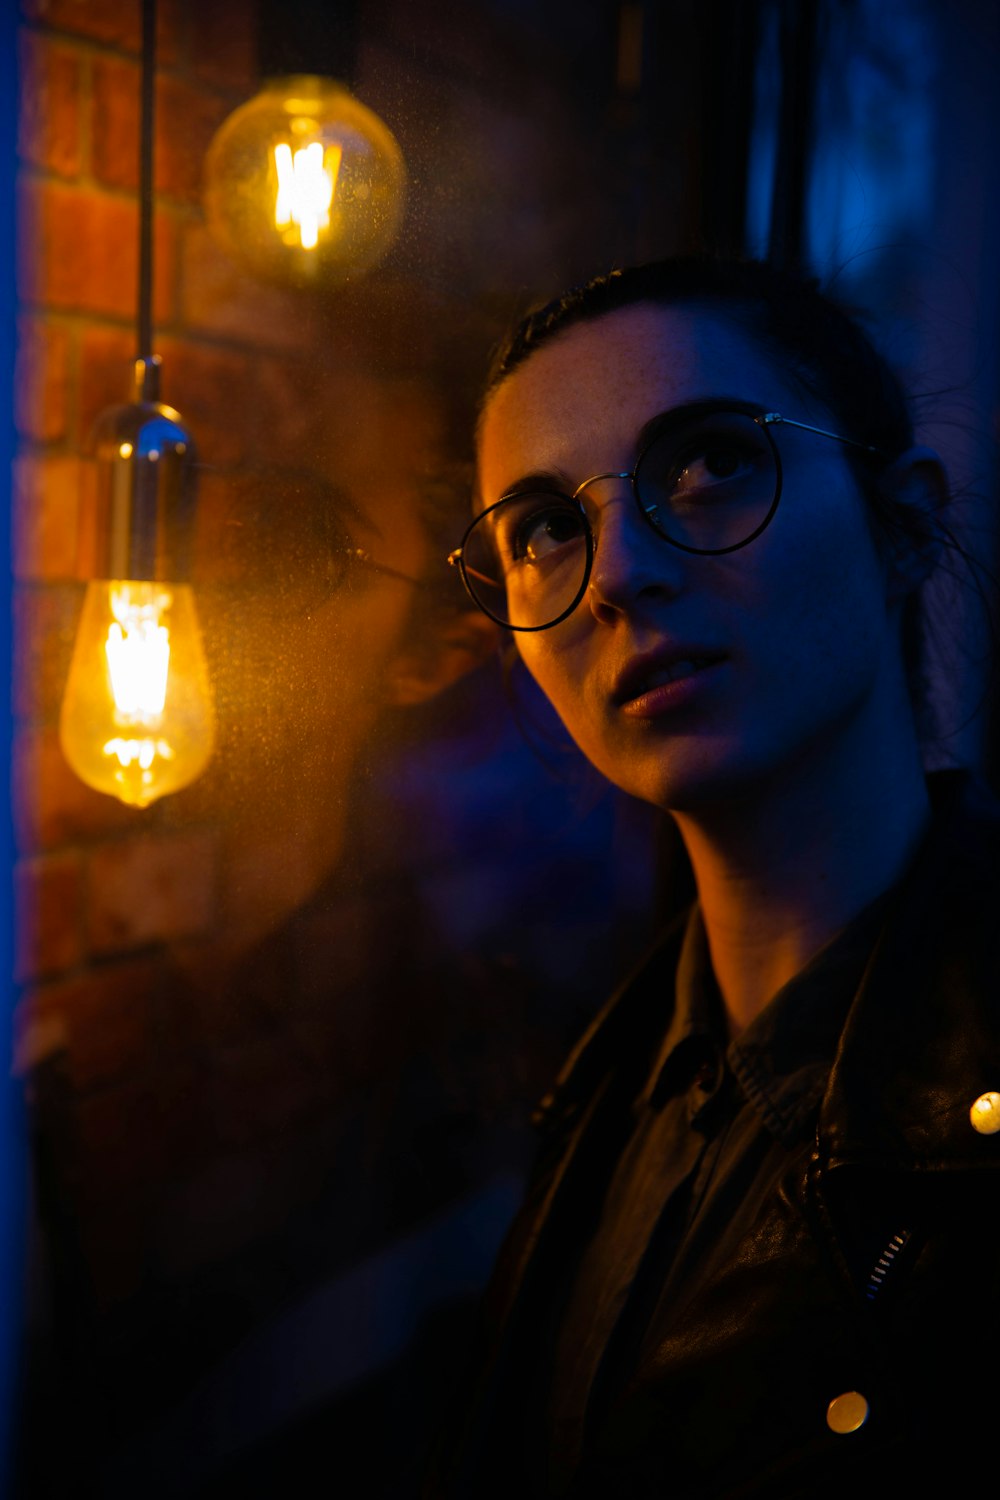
[876,445,950,598]
[385,610,502,706]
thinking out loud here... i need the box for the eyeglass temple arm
[448,549,498,590]
[762,412,883,457]
[350,548,437,590]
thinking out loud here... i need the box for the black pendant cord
[137,0,156,364]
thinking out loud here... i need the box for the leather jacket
[428,772,1000,1496]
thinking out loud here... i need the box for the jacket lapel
[820,773,1000,1174]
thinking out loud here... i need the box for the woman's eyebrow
[499,466,577,498]
[633,397,752,451]
[326,486,386,541]
[498,400,758,498]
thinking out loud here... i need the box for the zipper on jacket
[864,1229,911,1302]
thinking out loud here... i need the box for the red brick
[77,324,138,447]
[21,0,140,51]
[157,75,231,204]
[13,724,140,853]
[179,223,306,349]
[18,179,176,325]
[189,0,260,91]
[79,326,210,468]
[158,0,186,63]
[14,314,71,442]
[18,30,83,178]
[155,336,256,466]
[16,958,155,1089]
[87,829,217,954]
[89,55,139,194]
[14,852,84,982]
[12,581,82,722]
[90,60,227,203]
[20,0,183,62]
[12,453,81,580]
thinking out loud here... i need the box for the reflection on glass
[273,140,343,250]
[59,579,216,808]
[203,76,406,288]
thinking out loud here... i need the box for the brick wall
[13,0,679,1486]
[14,0,270,1304]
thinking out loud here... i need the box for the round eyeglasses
[448,401,883,632]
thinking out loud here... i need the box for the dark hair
[480,255,952,738]
[484,256,914,458]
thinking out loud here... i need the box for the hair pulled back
[484,257,914,467]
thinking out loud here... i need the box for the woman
[430,259,1000,1496]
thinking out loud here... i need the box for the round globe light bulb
[203,75,406,289]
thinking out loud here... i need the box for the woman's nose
[584,484,685,624]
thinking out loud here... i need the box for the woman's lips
[617,657,725,718]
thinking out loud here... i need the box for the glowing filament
[105,586,171,722]
[61,580,214,808]
[103,737,175,770]
[274,141,342,250]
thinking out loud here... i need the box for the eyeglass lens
[462,409,779,629]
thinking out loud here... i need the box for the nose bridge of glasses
[572,472,660,555]
[571,471,640,544]
[571,470,633,505]
[583,469,682,600]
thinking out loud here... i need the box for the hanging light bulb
[60,0,214,809]
[203,75,406,288]
[60,359,215,809]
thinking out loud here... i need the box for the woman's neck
[673,730,931,1040]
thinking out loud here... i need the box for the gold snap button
[970,1092,1000,1135]
[826,1391,869,1434]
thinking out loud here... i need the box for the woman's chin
[591,738,771,818]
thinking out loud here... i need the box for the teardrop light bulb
[60,356,215,809]
[60,579,215,809]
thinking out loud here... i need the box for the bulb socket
[84,356,198,582]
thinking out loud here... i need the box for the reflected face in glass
[477,303,900,813]
[200,378,437,835]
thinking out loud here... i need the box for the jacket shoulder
[821,769,1000,1170]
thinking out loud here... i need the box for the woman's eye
[312,520,371,593]
[498,499,585,565]
[522,508,584,560]
[656,435,767,504]
[673,442,751,494]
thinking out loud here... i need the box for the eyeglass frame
[447,400,887,632]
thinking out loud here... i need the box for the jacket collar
[536,771,1000,1178]
[819,770,1000,1173]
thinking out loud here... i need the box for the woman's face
[477,302,904,813]
[199,372,437,820]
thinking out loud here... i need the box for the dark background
[9,0,1000,1494]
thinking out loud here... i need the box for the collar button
[826,1391,869,1434]
[970,1091,1000,1135]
